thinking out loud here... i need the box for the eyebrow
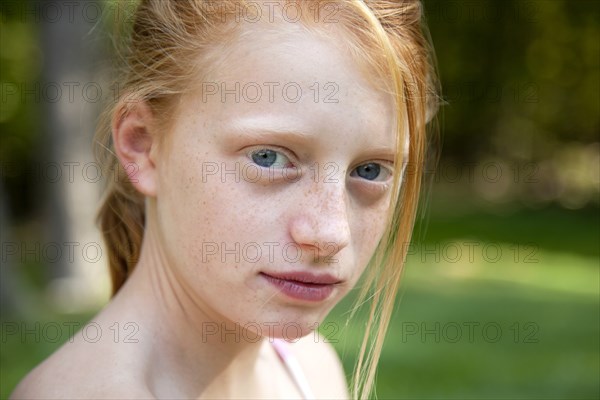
[228,117,314,143]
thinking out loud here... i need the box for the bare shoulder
[9,337,150,399]
[288,332,350,399]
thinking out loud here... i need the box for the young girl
[11,0,439,398]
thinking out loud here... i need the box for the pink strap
[271,339,316,399]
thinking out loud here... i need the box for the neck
[106,219,268,398]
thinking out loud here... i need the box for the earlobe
[112,101,158,197]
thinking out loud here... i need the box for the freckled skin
[155,22,396,337]
[10,20,399,400]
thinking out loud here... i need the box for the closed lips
[259,272,341,285]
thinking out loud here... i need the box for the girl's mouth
[259,272,340,302]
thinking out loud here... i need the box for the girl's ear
[112,101,158,197]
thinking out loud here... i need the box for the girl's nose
[288,180,351,262]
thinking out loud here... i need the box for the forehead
[179,19,398,158]
[208,20,377,82]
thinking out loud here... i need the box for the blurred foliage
[422,0,599,209]
[0,0,599,217]
[0,2,42,219]
[1,0,599,399]
[425,0,599,149]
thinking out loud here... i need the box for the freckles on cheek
[358,213,388,256]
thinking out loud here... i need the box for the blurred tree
[1,0,105,312]
[423,0,599,208]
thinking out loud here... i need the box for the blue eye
[351,162,391,181]
[250,149,291,168]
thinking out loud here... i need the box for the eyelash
[246,146,296,169]
[246,146,394,183]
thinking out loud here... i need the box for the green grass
[1,313,94,399]
[324,206,599,399]
[2,207,599,399]
[331,256,599,399]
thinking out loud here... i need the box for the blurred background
[1,0,598,399]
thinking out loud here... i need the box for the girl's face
[154,22,398,339]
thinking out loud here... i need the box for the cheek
[352,206,390,268]
[158,156,279,269]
